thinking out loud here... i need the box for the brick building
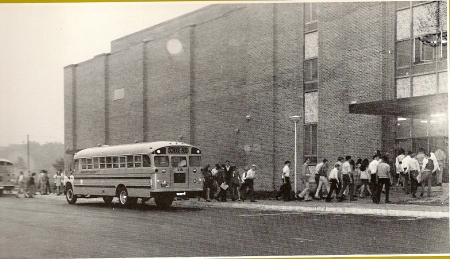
[64,2,448,191]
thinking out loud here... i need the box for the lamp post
[289,115,301,194]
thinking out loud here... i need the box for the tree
[15,157,27,171]
[53,157,65,171]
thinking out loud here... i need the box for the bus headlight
[162,169,166,173]
[161,181,168,187]
[193,169,197,173]
[193,179,196,183]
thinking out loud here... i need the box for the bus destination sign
[168,146,189,154]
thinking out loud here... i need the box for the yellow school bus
[66,141,204,208]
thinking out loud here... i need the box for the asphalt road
[0,194,448,258]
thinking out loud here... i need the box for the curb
[13,191,449,219]
[204,201,449,219]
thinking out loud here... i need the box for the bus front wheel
[154,194,174,209]
[66,186,77,204]
[118,187,131,206]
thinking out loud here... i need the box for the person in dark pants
[240,164,257,202]
[337,156,353,202]
[326,163,340,202]
[223,160,233,200]
[408,153,421,198]
[375,155,391,204]
[282,161,292,201]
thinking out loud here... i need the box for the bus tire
[103,196,113,205]
[66,186,77,204]
[154,194,174,209]
[141,198,150,204]
[117,187,131,207]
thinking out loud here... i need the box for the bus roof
[0,158,13,165]
[74,141,195,158]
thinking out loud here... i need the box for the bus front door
[171,156,189,189]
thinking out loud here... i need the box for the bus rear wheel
[154,194,174,209]
[103,196,113,205]
[66,186,77,204]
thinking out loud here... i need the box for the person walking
[314,160,330,200]
[55,171,62,195]
[337,156,355,202]
[281,161,292,201]
[368,154,380,201]
[359,159,372,198]
[27,172,37,198]
[408,153,421,198]
[420,152,437,198]
[375,155,391,204]
[325,163,341,202]
[45,171,51,194]
[402,151,413,194]
[229,166,241,201]
[240,164,257,202]
[314,159,327,199]
[395,148,406,187]
[16,171,26,198]
[223,161,233,200]
[298,158,312,201]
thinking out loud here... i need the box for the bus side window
[100,157,106,169]
[93,157,99,169]
[74,159,79,171]
[112,157,119,168]
[134,155,142,168]
[106,157,112,168]
[87,158,93,169]
[81,158,87,170]
[143,155,151,167]
[119,156,126,168]
[126,155,134,168]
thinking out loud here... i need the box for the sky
[0,2,210,147]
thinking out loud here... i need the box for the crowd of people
[278,148,442,204]
[202,161,258,202]
[200,148,443,205]
[15,169,73,198]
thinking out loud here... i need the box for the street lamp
[289,115,302,195]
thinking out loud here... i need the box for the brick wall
[74,57,107,149]
[319,2,384,162]
[64,2,403,189]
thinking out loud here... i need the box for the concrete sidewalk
[13,184,449,219]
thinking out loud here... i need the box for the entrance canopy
[349,93,448,116]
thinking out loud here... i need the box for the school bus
[66,141,204,208]
[0,158,15,196]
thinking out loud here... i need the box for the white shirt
[283,165,290,178]
[368,160,379,175]
[341,161,351,175]
[211,168,218,177]
[315,162,323,175]
[409,158,420,171]
[430,152,440,171]
[246,168,256,180]
[402,155,412,173]
[360,169,370,180]
[328,168,339,181]
[395,154,405,173]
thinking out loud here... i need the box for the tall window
[304,124,317,164]
[304,3,319,164]
[395,1,447,98]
